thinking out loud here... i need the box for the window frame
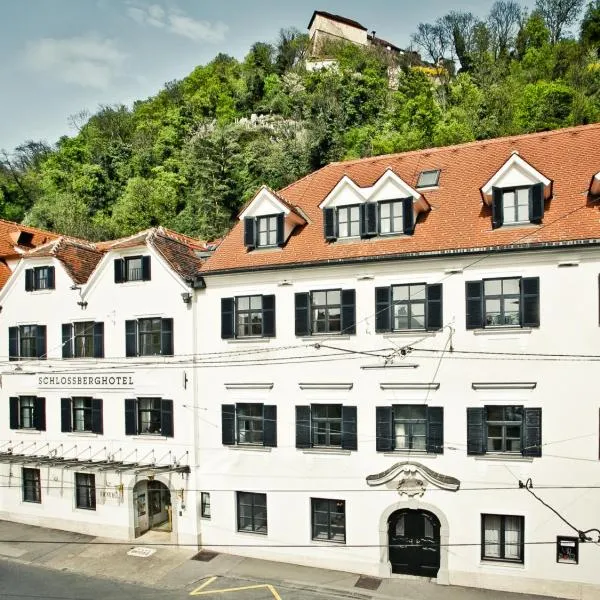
[391,283,427,330]
[138,317,163,356]
[72,397,94,433]
[236,491,267,535]
[336,204,361,238]
[311,498,346,543]
[483,277,521,327]
[378,200,404,235]
[19,396,36,430]
[236,403,264,445]
[311,404,342,448]
[137,397,163,435]
[392,405,428,451]
[416,169,441,188]
[201,492,211,519]
[481,514,524,563]
[502,186,531,225]
[310,289,342,335]
[34,266,51,290]
[486,405,523,454]
[73,321,95,358]
[255,215,279,247]
[19,325,38,358]
[125,256,144,282]
[75,472,96,510]
[235,295,264,338]
[22,467,41,503]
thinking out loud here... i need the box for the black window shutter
[125,399,137,435]
[262,295,276,337]
[529,183,544,223]
[92,399,103,435]
[61,398,72,432]
[491,187,504,229]
[221,298,235,339]
[295,293,310,336]
[427,407,444,454]
[47,266,55,289]
[376,406,393,451]
[161,318,174,355]
[341,289,356,335]
[466,281,484,329]
[375,287,391,333]
[93,322,104,358]
[161,400,174,437]
[276,213,285,246]
[323,208,337,241]
[244,217,256,248]
[521,277,540,327]
[341,406,357,450]
[295,406,311,448]
[360,203,378,238]
[25,269,34,291]
[9,397,19,429]
[426,284,443,331]
[9,326,18,361]
[62,323,73,359]
[402,198,415,235]
[467,407,487,455]
[221,404,236,445]
[114,259,125,283]
[36,325,46,359]
[141,256,151,281]
[125,320,138,357]
[522,407,542,457]
[34,397,46,431]
[263,405,277,447]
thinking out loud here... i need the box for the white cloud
[126,3,227,43]
[24,35,126,90]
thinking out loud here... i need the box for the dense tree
[581,1,600,54]
[535,0,586,43]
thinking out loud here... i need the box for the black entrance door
[388,509,440,576]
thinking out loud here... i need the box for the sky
[0,0,537,153]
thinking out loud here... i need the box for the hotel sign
[38,373,135,390]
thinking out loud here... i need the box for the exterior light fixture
[181,292,192,304]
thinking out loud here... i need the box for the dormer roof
[239,185,306,224]
[0,219,58,259]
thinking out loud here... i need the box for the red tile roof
[0,219,58,259]
[202,124,600,275]
[308,10,368,31]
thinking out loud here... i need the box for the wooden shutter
[262,295,276,337]
[244,217,256,248]
[9,326,18,361]
[36,325,46,359]
[467,407,487,455]
[465,281,484,329]
[491,187,504,229]
[161,399,174,437]
[25,269,34,291]
[221,404,235,445]
[295,406,311,448]
[34,397,46,431]
[323,208,337,241]
[294,293,310,336]
[221,298,235,339]
[426,407,444,454]
[263,405,277,447]
[376,406,393,452]
[47,266,55,289]
[93,322,104,358]
[341,289,356,335]
[61,398,72,432]
[402,198,415,235]
[521,277,540,327]
[160,318,174,355]
[92,399,103,435]
[125,399,137,435]
[9,397,19,429]
[62,323,73,359]
[529,183,544,223]
[360,203,377,238]
[522,407,542,457]
[141,256,151,281]
[125,320,137,357]
[375,287,391,333]
[276,213,285,246]
[426,284,443,331]
[114,259,125,283]
[341,406,357,450]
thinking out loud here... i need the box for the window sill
[383,331,437,339]
[301,335,352,341]
[236,529,268,536]
[480,559,525,569]
[383,451,436,458]
[249,246,282,253]
[311,538,346,545]
[66,432,99,438]
[27,289,53,295]
[475,454,533,463]
[228,445,272,453]
[227,338,272,344]
[499,222,540,229]
[132,435,168,441]
[473,327,532,336]
[75,507,97,512]
[12,429,41,435]
[302,448,352,456]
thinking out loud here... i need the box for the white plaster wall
[310,15,368,47]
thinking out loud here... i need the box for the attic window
[17,231,34,247]
[416,170,440,188]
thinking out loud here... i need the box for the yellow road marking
[190,576,217,594]
[189,576,282,598]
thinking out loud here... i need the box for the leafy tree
[581,1,600,54]
[535,0,585,43]
[488,1,522,58]
[516,80,576,130]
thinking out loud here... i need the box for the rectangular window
[126,257,143,282]
[19,396,36,429]
[201,492,211,519]
[22,468,41,503]
[72,397,94,432]
[139,318,162,355]
[236,296,264,337]
[486,406,523,453]
[393,405,427,450]
[484,278,521,326]
[295,290,355,337]
[221,295,275,339]
[379,200,404,234]
[337,205,360,238]
[114,256,150,283]
[10,396,45,431]
[482,514,524,563]
[236,492,267,534]
[221,404,277,447]
[25,266,55,291]
[138,398,162,434]
[312,498,346,543]
[126,318,173,357]
[75,473,96,510]
[296,405,357,450]
[20,325,38,358]
[237,403,264,444]
[416,169,441,188]
[125,398,173,437]
[9,325,46,360]
[311,290,341,334]
[376,405,443,453]
[257,216,278,247]
[73,322,94,358]
[312,404,342,447]
[503,188,530,224]
[392,284,426,330]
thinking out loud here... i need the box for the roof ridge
[102,228,154,248]
[0,218,59,238]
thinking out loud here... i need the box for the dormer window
[492,184,544,229]
[114,256,151,283]
[379,200,404,234]
[244,213,284,248]
[338,205,360,237]
[25,266,55,291]
[257,215,280,247]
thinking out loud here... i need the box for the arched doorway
[388,509,440,577]
[133,479,171,536]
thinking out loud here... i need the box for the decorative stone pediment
[366,461,460,497]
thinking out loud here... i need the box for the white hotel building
[1,125,600,598]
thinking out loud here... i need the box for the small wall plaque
[556,536,578,564]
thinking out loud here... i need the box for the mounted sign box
[556,536,578,564]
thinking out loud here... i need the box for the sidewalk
[0,520,556,600]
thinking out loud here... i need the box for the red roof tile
[308,10,367,31]
[202,124,600,274]
[0,219,58,259]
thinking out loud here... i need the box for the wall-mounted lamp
[70,284,81,291]
[181,292,192,304]
[277,280,293,287]
[77,300,88,310]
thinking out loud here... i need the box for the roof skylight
[416,169,441,188]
